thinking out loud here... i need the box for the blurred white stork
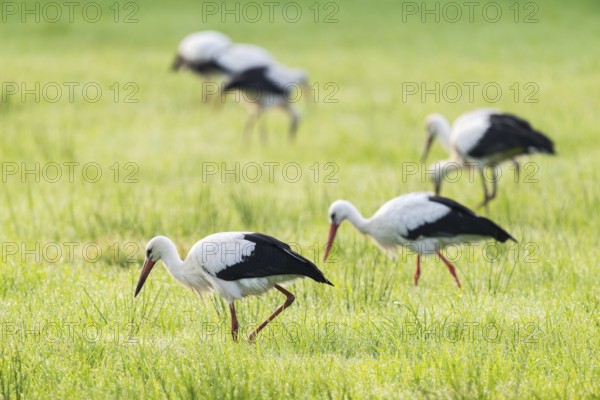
[220,63,309,141]
[173,31,275,77]
[422,109,555,206]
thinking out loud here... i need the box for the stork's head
[422,113,451,162]
[134,236,177,297]
[324,200,354,261]
[173,30,232,71]
[171,54,185,71]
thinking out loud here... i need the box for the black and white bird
[324,192,515,288]
[172,31,275,78]
[422,109,555,206]
[134,233,333,342]
[221,63,309,141]
[171,31,233,75]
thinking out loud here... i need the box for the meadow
[1,0,599,398]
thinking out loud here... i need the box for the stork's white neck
[156,238,185,279]
[162,250,184,272]
[343,203,371,235]
[435,116,453,152]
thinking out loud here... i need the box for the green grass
[1,0,600,398]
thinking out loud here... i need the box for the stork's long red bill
[323,224,339,261]
[134,258,156,297]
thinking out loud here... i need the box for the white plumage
[189,232,256,275]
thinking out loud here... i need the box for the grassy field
[1,0,599,398]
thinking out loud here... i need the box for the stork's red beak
[421,135,434,163]
[134,258,155,297]
[323,223,339,261]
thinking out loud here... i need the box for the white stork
[422,109,555,206]
[134,233,333,342]
[324,192,515,288]
[220,63,309,141]
[172,31,275,78]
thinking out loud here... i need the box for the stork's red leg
[229,303,239,342]
[414,255,421,286]
[436,251,462,289]
[248,284,295,343]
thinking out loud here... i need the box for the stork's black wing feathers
[222,67,288,96]
[468,113,555,158]
[215,233,333,285]
[405,196,516,242]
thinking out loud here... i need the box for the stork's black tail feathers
[240,233,334,286]
[525,128,555,155]
[501,113,555,155]
[476,216,517,243]
[427,196,517,243]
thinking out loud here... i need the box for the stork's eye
[146,249,152,259]
[330,212,337,221]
